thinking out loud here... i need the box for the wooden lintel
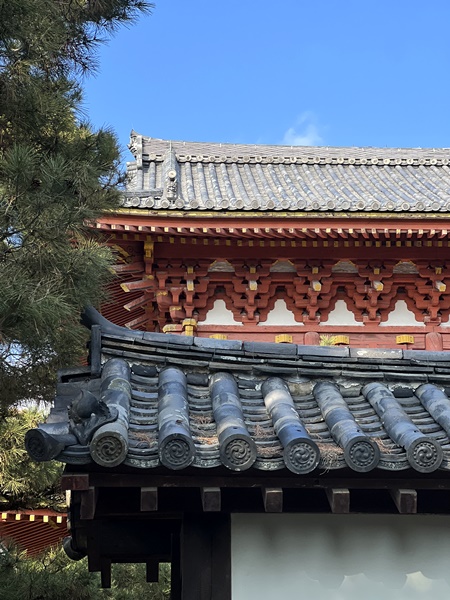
[86,472,450,491]
[146,560,159,583]
[201,487,221,512]
[80,486,98,520]
[61,473,89,491]
[326,488,350,513]
[390,488,417,514]
[263,487,283,513]
[141,487,158,512]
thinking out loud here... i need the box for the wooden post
[146,560,159,583]
[100,557,112,588]
[80,487,98,520]
[180,514,231,600]
[171,532,182,600]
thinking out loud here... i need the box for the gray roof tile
[24,309,450,475]
[124,133,450,213]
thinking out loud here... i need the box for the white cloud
[281,112,324,146]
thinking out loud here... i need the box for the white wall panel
[232,514,450,600]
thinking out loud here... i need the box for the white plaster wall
[321,300,363,326]
[259,300,303,326]
[198,299,242,325]
[232,514,450,600]
[380,300,425,327]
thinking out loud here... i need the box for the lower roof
[25,308,450,479]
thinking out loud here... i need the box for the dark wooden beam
[390,488,417,514]
[86,471,450,491]
[141,486,158,512]
[201,487,221,512]
[146,560,159,583]
[80,487,98,520]
[61,473,89,491]
[326,488,350,513]
[263,487,283,513]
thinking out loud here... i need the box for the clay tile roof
[124,133,450,213]
[25,308,450,476]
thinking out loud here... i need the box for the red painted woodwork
[98,220,450,349]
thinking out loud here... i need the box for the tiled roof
[124,132,450,213]
[25,308,450,476]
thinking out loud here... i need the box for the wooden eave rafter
[95,214,450,242]
[0,510,68,556]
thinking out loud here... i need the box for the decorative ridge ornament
[68,390,118,446]
[135,133,450,164]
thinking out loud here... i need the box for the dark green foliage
[0,545,171,600]
[0,408,64,509]
[0,0,152,411]
[0,0,152,77]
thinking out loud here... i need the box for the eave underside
[96,213,450,242]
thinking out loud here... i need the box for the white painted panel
[232,514,450,600]
[198,299,242,325]
[321,299,363,326]
[380,300,425,327]
[259,299,303,326]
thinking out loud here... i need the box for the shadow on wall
[232,514,450,600]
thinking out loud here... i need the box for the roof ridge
[135,133,450,157]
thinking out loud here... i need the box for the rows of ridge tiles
[89,330,450,474]
[125,137,450,212]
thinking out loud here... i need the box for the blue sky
[83,0,450,156]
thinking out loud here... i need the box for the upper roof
[25,308,450,477]
[125,133,450,213]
